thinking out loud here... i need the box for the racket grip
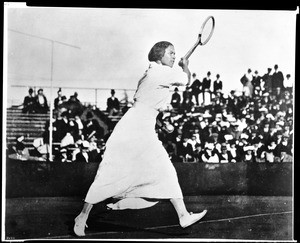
[178,58,184,67]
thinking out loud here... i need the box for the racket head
[198,16,215,45]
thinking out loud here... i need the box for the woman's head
[148,41,175,67]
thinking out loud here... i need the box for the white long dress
[85,62,188,209]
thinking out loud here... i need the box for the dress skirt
[85,101,183,209]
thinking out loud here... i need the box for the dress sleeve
[158,65,189,87]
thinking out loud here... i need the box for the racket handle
[179,42,199,67]
[184,42,199,60]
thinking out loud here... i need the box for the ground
[4,195,293,241]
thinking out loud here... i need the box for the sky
[4,3,298,108]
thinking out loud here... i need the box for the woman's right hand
[178,57,189,69]
[179,57,191,85]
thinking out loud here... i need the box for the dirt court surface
[4,195,293,241]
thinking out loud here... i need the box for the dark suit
[213,80,223,94]
[190,79,202,105]
[171,92,181,109]
[202,77,211,102]
[22,95,36,113]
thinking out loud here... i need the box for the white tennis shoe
[74,215,88,236]
[179,209,207,228]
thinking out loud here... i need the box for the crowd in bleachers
[157,64,293,163]
[10,64,293,163]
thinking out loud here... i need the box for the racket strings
[200,17,214,45]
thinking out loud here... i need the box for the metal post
[49,41,54,161]
[95,88,98,108]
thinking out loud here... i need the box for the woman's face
[160,45,176,67]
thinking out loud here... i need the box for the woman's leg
[74,202,93,236]
[170,198,189,218]
[170,198,207,228]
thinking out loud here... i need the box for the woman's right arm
[169,58,191,87]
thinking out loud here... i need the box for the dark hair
[148,41,173,62]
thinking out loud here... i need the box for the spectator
[202,136,219,163]
[177,135,194,162]
[22,88,36,114]
[181,88,194,113]
[75,114,84,140]
[262,68,273,94]
[69,92,81,103]
[275,133,292,157]
[83,112,104,140]
[107,89,120,116]
[284,74,293,93]
[190,73,202,106]
[74,141,90,163]
[218,143,236,163]
[68,115,80,142]
[54,88,67,110]
[170,87,181,109]
[276,147,293,163]
[202,71,212,105]
[194,143,204,162]
[35,88,49,114]
[9,136,30,160]
[252,71,262,97]
[228,139,238,161]
[265,138,277,163]
[243,146,255,162]
[271,64,284,95]
[66,92,83,117]
[213,74,223,95]
[240,69,253,97]
[53,111,70,142]
[252,137,266,163]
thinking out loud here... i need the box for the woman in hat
[74,41,207,236]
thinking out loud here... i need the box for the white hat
[240,133,249,139]
[82,140,90,148]
[17,136,25,142]
[266,113,275,120]
[259,107,268,112]
[244,145,255,151]
[224,134,233,141]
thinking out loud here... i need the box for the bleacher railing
[6,84,137,110]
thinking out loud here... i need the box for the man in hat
[213,74,223,96]
[54,88,67,110]
[241,69,253,97]
[83,112,104,141]
[243,145,255,162]
[170,87,181,109]
[277,146,293,163]
[10,136,30,160]
[274,132,292,157]
[262,68,273,94]
[202,71,212,105]
[107,89,120,116]
[252,137,266,162]
[22,88,36,114]
[284,74,293,94]
[201,136,219,163]
[251,71,262,97]
[189,73,202,106]
[218,143,235,163]
[53,111,70,142]
[271,64,284,95]
[35,88,49,114]
[177,134,195,162]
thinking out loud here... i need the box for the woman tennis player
[74,41,207,236]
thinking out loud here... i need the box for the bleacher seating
[6,107,49,148]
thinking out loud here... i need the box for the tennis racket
[179,16,215,66]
